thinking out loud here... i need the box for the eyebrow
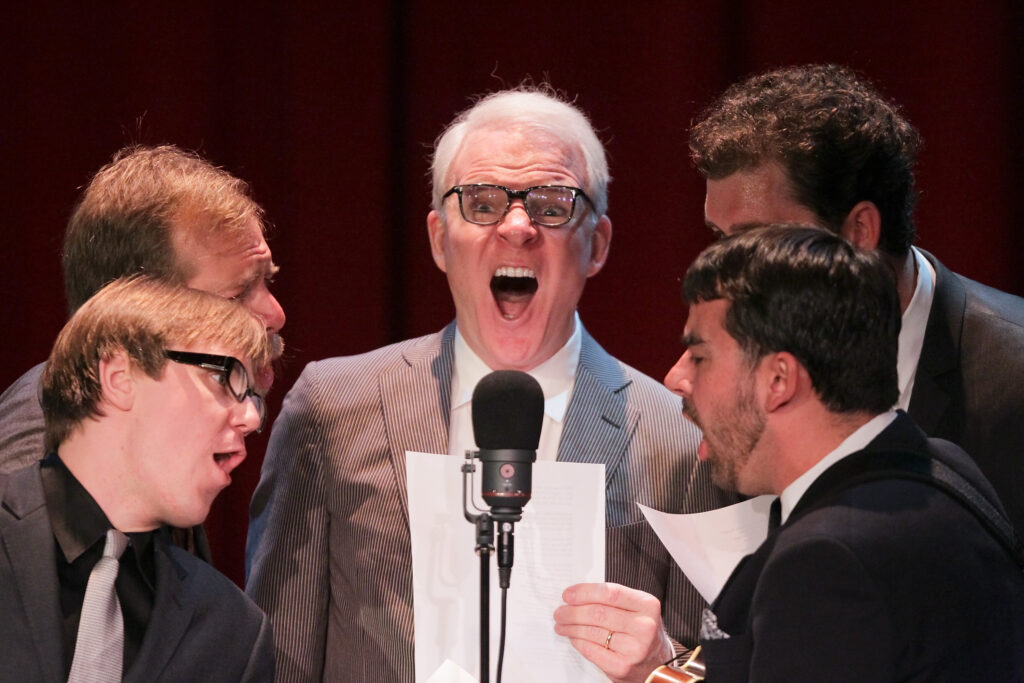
[680,332,704,348]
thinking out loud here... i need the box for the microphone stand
[462,453,494,683]
[463,449,530,683]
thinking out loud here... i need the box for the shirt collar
[778,411,898,524]
[451,312,582,423]
[41,451,157,592]
[40,452,112,564]
[897,247,936,408]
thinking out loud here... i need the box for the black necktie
[768,498,782,532]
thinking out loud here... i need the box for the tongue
[495,290,533,320]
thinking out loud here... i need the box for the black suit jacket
[910,251,1024,535]
[0,464,274,682]
[700,413,1024,682]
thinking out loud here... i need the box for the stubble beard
[688,377,766,493]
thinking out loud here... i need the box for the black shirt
[40,452,156,677]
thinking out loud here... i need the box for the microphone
[471,370,544,520]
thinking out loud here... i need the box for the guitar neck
[644,645,705,683]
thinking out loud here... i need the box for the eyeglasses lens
[525,188,575,226]
[459,186,576,226]
[228,361,248,401]
[461,186,507,224]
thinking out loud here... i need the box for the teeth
[494,266,536,279]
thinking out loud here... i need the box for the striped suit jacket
[245,323,731,681]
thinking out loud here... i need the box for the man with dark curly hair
[687,63,1024,537]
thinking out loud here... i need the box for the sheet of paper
[639,495,774,604]
[408,451,608,683]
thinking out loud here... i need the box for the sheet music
[639,495,774,603]
[408,451,608,683]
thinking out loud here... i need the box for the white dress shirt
[896,247,936,410]
[778,411,899,525]
[447,313,582,461]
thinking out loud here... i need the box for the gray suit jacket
[0,362,46,475]
[910,251,1024,535]
[246,323,731,682]
[0,463,275,682]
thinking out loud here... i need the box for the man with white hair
[246,87,731,682]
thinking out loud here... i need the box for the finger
[553,602,634,633]
[554,622,632,651]
[562,582,657,613]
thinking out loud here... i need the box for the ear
[839,201,881,251]
[586,215,612,277]
[98,350,136,413]
[427,209,448,273]
[761,351,802,413]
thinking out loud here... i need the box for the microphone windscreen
[471,370,545,450]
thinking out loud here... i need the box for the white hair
[430,87,611,215]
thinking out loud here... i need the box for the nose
[663,353,693,398]
[234,396,263,436]
[495,201,538,246]
[244,282,287,334]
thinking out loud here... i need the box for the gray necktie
[68,529,129,683]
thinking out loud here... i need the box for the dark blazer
[0,463,275,682]
[910,251,1024,537]
[700,413,1024,682]
[246,323,733,682]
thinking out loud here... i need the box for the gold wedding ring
[603,629,615,650]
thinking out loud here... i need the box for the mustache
[682,397,700,426]
[268,332,285,360]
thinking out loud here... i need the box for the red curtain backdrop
[3,1,1020,586]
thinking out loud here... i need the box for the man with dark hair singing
[665,225,1024,680]
[0,277,275,681]
[689,64,1024,536]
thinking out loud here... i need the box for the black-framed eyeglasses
[442,184,594,227]
[164,350,267,433]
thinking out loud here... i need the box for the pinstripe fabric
[246,322,734,682]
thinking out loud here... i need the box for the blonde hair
[42,276,271,450]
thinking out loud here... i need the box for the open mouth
[491,266,538,320]
[213,450,246,475]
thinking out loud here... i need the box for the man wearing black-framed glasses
[164,351,268,433]
[0,277,274,681]
[247,86,734,682]
[0,145,287,564]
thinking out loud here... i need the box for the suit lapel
[380,326,453,527]
[559,329,635,484]
[790,413,927,522]
[1,465,64,682]
[908,251,964,434]
[126,532,195,683]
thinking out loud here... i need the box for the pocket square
[700,607,730,641]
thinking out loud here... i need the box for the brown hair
[689,64,920,257]
[42,277,271,450]
[62,144,265,313]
